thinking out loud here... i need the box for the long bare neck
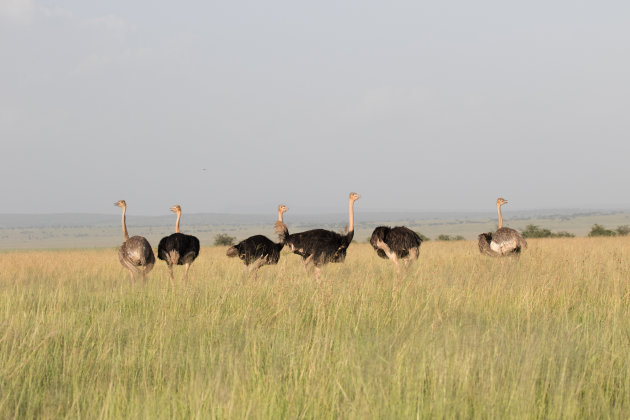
[348,199,355,233]
[121,207,129,241]
[277,210,284,222]
[175,211,181,233]
[497,204,503,229]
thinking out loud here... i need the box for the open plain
[2,237,630,418]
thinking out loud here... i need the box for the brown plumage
[114,200,155,280]
[478,198,527,256]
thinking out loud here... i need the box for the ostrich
[114,200,155,280]
[370,226,423,272]
[226,205,289,273]
[157,205,200,284]
[284,192,360,279]
[478,197,528,256]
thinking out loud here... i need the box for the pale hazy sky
[1,0,629,215]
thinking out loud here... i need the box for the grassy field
[1,238,630,418]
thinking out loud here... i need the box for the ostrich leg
[168,265,175,286]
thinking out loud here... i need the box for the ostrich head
[496,197,508,207]
[349,192,360,202]
[114,200,126,208]
[278,205,288,214]
[170,205,182,214]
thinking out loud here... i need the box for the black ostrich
[370,226,422,272]
[284,192,360,279]
[158,205,200,284]
[114,200,155,281]
[226,205,289,273]
[478,198,527,256]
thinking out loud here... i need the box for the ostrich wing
[490,227,527,255]
[119,236,155,273]
[286,229,350,264]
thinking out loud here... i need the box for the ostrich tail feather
[168,249,180,264]
[226,246,239,258]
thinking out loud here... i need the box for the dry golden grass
[1,237,630,418]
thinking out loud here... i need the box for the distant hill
[0,209,625,229]
[1,209,629,249]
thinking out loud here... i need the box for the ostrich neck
[121,207,129,241]
[277,210,284,222]
[348,199,355,233]
[175,212,181,233]
[497,205,503,229]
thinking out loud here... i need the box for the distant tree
[214,233,236,246]
[616,225,630,236]
[418,232,431,242]
[588,224,616,237]
[521,224,552,238]
[436,234,465,241]
[550,231,575,238]
[522,224,576,238]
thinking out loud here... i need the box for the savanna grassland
[1,238,630,418]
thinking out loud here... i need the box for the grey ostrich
[114,200,155,280]
[284,192,360,279]
[370,226,422,272]
[478,198,528,256]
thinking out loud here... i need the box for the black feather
[285,228,353,266]
[370,226,422,259]
[158,232,200,265]
[226,234,284,266]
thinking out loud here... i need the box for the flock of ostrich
[114,194,527,281]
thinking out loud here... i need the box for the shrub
[550,231,575,238]
[522,224,575,238]
[418,232,431,242]
[616,225,630,236]
[588,224,616,237]
[214,233,236,246]
[436,234,465,241]
[521,225,552,238]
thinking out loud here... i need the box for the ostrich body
[114,200,155,280]
[226,205,289,273]
[158,205,200,284]
[478,198,528,256]
[284,192,360,278]
[370,226,422,272]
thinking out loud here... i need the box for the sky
[1,0,629,215]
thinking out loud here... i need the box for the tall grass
[1,238,630,418]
